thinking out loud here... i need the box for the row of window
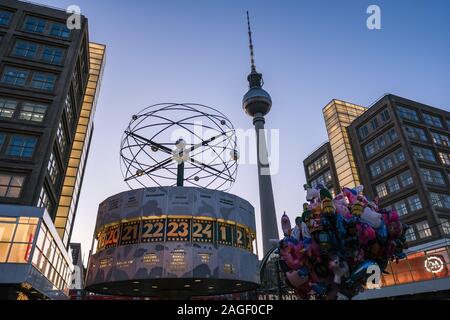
[358,109,391,139]
[389,194,423,216]
[12,39,65,65]
[375,170,414,198]
[369,149,406,178]
[310,170,333,188]
[307,153,329,176]
[0,97,47,122]
[421,168,447,186]
[364,128,398,158]
[0,10,71,40]
[405,220,432,242]
[404,124,450,148]
[430,192,450,210]
[412,145,450,166]
[1,66,57,91]
[397,105,448,129]
[0,132,37,159]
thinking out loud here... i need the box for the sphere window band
[95,216,256,253]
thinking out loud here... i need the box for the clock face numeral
[166,218,191,241]
[103,225,120,249]
[120,221,140,245]
[218,222,233,246]
[235,226,246,248]
[141,219,165,242]
[192,220,214,243]
[96,217,254,252]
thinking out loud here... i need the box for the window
[308,164,314,176]
[65,95,73,125]
[431,132,449,146]
[413,146,436,162]
[38,187,52,214]
[50,22,70,39]
[376,183,388,198]
[42,46,64,65]
[380,109,390,122]
[1,68,28,86]
[370,118,379,130]
[6,135,37,158]
[0,11,12,26]
[397,106,419,122]
[404,125,427,142]
[405,228,416,242]
[12,40,38,58]
[18,102,47,122]
[23,16,46,33]
[359,125,369,139]
[440,218,450,235]
[0,217,38,264]
[421,168,446,185]
[430,192,450,209]
[57,122,66,153]
[0,98,17,118]
[407,195,422,212]
[386,177,400,192]
[399,170,413,187]
[415,221,432,239]
[439,152,450,166]
[370,162,382,177]
[423,113,443,128]
[364,128,398,158]
[393,201,408,216]
[30,73,56,91]
[0,174,25,198]
[0,133,5,149]
[47,152,59,184]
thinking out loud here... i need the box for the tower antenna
[246,11,256,72]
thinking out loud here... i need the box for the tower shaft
[254,114,279,254]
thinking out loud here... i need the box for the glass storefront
[381,246,450,287]
[0,216,38,263]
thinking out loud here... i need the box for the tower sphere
[242,86,272,117]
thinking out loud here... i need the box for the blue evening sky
[34,0,450,259]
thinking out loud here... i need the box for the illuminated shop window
[32,224,72,291]
[0,216,37,263]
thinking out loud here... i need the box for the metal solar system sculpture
[120,103,239,191]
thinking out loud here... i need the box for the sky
[33,0,450,260]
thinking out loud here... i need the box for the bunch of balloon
[278,184,409,300]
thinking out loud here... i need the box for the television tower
[242,12,279,255]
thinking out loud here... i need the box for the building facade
[322,99,367,189]
[303,141,340,198]
[347,94,450,246]
[0,0,105,299]
[303,94,450,299]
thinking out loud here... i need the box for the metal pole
[176,162,184,186]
